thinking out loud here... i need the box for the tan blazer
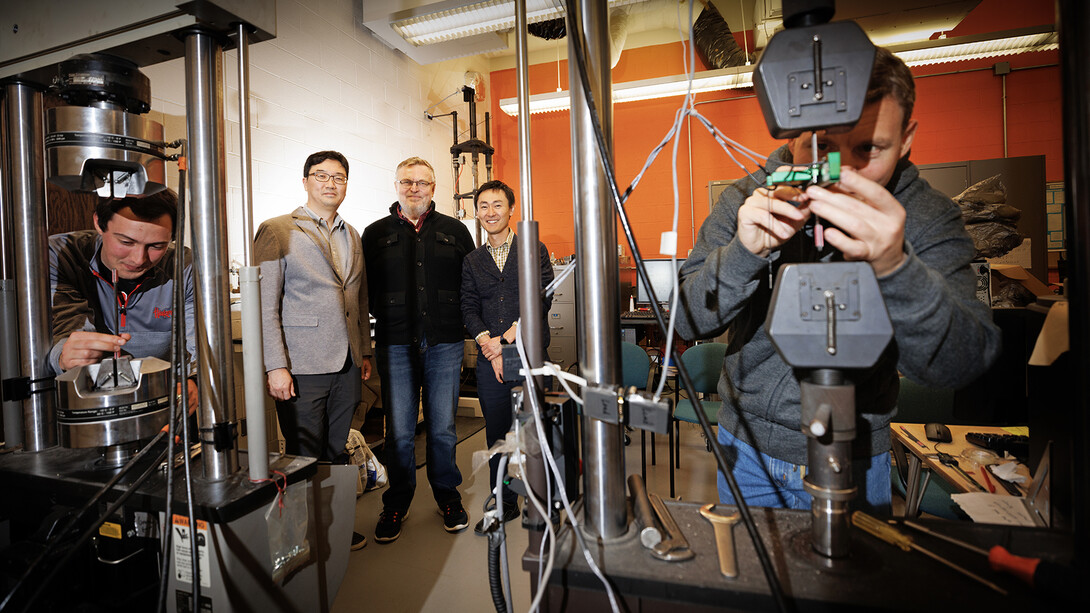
[255,207,371,375]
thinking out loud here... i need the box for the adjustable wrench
[648,493,694,561]
[699,503,741,578]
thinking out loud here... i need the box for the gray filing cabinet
[548,267,577,369]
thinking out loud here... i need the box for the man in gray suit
[255,150,372,548]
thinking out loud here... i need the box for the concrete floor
[332,420,722,612]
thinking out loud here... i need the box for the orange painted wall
[488,0,1062,261]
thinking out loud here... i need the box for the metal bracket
[1,375,55,402]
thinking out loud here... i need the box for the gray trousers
[274,353,360,462]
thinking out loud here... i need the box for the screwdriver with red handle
[903,520,1080,601]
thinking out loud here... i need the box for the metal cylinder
[240,267,268,479]
[235,23,268,481]
[45,105,166,197]
[184,29,238,480]
[237,23,255,266]
[568,0,626,539]
[800,375,856,558]
[1,280,22,449]
[0,81,56,452]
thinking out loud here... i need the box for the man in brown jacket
[255,150,371,461]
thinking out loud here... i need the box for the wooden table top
[891,423,1031,496]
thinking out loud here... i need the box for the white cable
[544,260,577,297]
[515,328,621,613]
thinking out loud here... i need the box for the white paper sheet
[951,493,1035,526]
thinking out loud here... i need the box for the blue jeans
[377,339,464,510]
[716,427,891,514]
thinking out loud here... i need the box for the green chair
[621,342,654,479]
[669,342,727,498]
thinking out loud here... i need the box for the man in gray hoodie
[675,48,1001,512]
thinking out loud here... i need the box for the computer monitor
[636,258,684,306]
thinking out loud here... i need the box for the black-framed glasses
[309,171,347,185]
[397,179,434,189]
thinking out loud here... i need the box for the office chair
[669,342,727,498]
[621,342,654,480]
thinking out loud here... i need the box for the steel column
[184,29,238,480]
[568,0,626,538]
[0,82,55,452]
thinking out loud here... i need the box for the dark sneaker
[439,501,470,533]
[474,501,521,535]
[351,531,367,550]
[374,508,409,544]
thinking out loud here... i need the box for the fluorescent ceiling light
[498,66,754,116]
[889,27,1057,67]
[500,26,1057,116]
[392,0,647,47]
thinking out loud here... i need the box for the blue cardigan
[461,234,554,351]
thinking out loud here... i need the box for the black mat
[414,415,485,468]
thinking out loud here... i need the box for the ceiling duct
[693,3,748,70]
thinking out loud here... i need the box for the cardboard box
[991,264,1052,297]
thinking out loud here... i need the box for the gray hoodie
[676,145,1001,464]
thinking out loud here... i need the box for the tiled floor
[332,420,722,612]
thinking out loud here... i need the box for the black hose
[0,428,167,613]
[19,444,170,612]
[175,148,202,610]
[158,140,187,613]
[487,529,509,613]
[561,2,789,610]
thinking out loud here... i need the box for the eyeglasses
[397,179,434,189]
[309,171,348,185]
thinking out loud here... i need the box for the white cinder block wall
[143,0,492,264]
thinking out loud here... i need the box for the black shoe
[375,508,409,544]
[439,501,469,533]
[351,531,367,550]
[473,501,520,535]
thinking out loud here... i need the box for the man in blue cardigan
[461,180,553,534]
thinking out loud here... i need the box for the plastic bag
[346,429,387,495]
[265,480,310,583]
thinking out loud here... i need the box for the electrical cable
[543,259,576,298]
[0,430,167,613]
[158,143,187,613]
[168,140,202,609]
[17,440,170,612]
[515,327,621,613]
[560,1,788,609]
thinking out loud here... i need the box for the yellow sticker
[99,522,123,539]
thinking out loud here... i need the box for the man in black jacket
[461,180,553,534]
[363,157,475,543]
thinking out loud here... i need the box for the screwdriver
[902,521,1079,600]
[112,268,120,387]
[852,511,1008,595]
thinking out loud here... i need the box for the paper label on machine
[173,514,212,588]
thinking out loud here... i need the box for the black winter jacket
[363,202,474,346]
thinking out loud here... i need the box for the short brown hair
[396,156,435,176]
[867,47,915,128]
[95,188,177,232]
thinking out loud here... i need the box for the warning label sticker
[172,515,211,589]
